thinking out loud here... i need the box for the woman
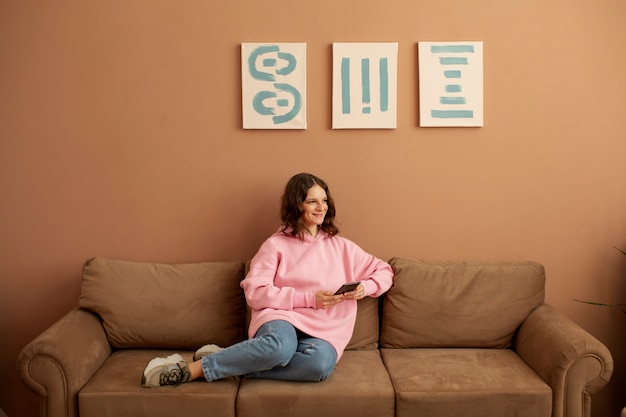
[142,173,393,387]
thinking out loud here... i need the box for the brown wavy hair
[280,173,339,238]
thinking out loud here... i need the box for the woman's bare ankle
[188,360,204,380]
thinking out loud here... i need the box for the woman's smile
[301,184,328,236]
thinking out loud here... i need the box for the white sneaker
[141,353,190,387]
[193,344,224,362]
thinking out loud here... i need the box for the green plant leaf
[573,299,626,315]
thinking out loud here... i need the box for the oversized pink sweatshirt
[241,228,394,361]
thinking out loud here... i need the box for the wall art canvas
[332,42,398,129]
[241,43,306,129]
[418,41,483,127]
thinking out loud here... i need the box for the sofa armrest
[515,304,613,417]
[16,307,112,417]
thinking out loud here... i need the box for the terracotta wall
[1,1,625,416]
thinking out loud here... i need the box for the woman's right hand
[316,291,344,309]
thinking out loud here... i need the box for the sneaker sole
[193,344,224,362]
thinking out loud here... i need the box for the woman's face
[300,184,328,232]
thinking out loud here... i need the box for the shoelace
[159,364,184,386]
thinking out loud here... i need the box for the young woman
[142,173,393,387]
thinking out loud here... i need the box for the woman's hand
[341,283,366,301]
[316,291,344,309]
[316,283,366,309]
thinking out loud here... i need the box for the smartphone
[334,282,360,295]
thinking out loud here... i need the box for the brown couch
[17,257,613,417]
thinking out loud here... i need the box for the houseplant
[574,246,625,417]
[573,247,626,315]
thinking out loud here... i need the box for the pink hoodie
[241,228,394,361]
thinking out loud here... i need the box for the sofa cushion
[79,257,246,349]
[346,296,380,350]
[381,259,545,348]
[381,348,552,417]
[79,349,240,417]
[236,350,395,417]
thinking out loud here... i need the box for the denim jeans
[201,320,337,382]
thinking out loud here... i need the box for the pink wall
[1,1,625,416]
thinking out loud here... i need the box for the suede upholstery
[237,350,395,417]
[79,257,246,349]
[381,258,545,348]
[17,257,613,417]
[79,350,240,417]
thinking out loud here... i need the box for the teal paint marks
[276,52,297,76]
[380,57,389,112]
[431,45,475,53]
[245,44,304,127]
[333,43,397,128]
[419,41,482,126]
[361,58,371,114]
[253,91,277,115]
[444,70,462,78]
[430,45,474,120]
[344,56,389,115]
[248,45,280,81]
[252,84,302,123]
[263,58,277,67]
[440,97,466,105]
[439,57,468,65]
[272,83,302,124]
[341,57,351,114]
[432,110,474,118]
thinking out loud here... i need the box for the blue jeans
[201,320,337,382]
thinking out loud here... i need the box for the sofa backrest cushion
[79,257,246,349]
[381,258,545,348]
[346,296,380,350]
